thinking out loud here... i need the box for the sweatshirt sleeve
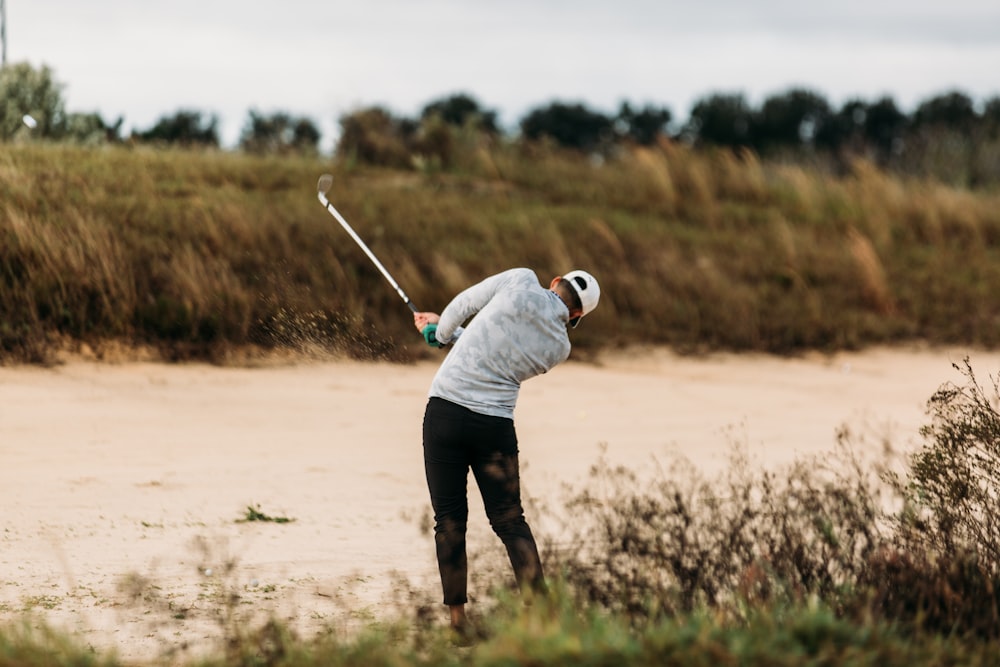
[434,269,525,344]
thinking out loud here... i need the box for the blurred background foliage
[3,61,999,188]
[2,61,1000,364]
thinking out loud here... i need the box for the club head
[317,174,334,196]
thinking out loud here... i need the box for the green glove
[422,323,443,348]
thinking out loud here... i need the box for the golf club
[316,174,418,313]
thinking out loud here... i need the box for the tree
[751,88,832,153]
[901,91,988,187]
[0,61,66,140]
[814,98,869,153]
[519,101,613,152]
[862,96,907,160]
[133,109,219,147]
[239,110,320,154]
[685,93,753,148]
[912,91,977,132]
[616,102,671,145]
[64,112,123,144]
[982,97,1000,136]
[420,93,499,134]
[814,97,907,158]
[336,106,415,168]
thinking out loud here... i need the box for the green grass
[2,141,1000,363]
[3,592,1000,666]
[236,504,295,524]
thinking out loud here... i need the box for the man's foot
[450,620,476,647]
[450,616,491,647]
[447,603,488,645]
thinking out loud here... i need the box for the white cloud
[7,1,999,149]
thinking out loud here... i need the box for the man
[412,267,600,637]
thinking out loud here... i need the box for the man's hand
[414,312,440,333]
[414,312,444,348]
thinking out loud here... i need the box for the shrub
[546,359,1000,639]
[551,445,883,622]
[892,357,1000,570]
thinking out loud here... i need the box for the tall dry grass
[2,139,1000,363]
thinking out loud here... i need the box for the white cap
[562,270,600,328]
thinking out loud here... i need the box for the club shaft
[318,193,418,312]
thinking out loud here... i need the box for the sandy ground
[2,345,998,663]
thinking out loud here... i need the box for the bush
[552,445,883,622]
[897,358,1000,569]
[336,106,415,168]
[545,359,1000,639]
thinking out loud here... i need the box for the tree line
[2,61,999,187]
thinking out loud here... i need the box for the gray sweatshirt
[429,268,571,419]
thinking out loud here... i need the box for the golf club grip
[318,194,417,313]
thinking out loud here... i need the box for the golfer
[413,267,600,636]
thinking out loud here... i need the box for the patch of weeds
[236,503,295,524]
[20,595,61,611]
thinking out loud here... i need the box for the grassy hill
[2,140,999,363]
[4,140,1000,664]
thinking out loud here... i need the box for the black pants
[422,396,545,606]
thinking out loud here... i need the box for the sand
[2,345,997,662]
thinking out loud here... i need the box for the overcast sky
[7,1,1000,150]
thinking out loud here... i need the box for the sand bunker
[2,346,997,661]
